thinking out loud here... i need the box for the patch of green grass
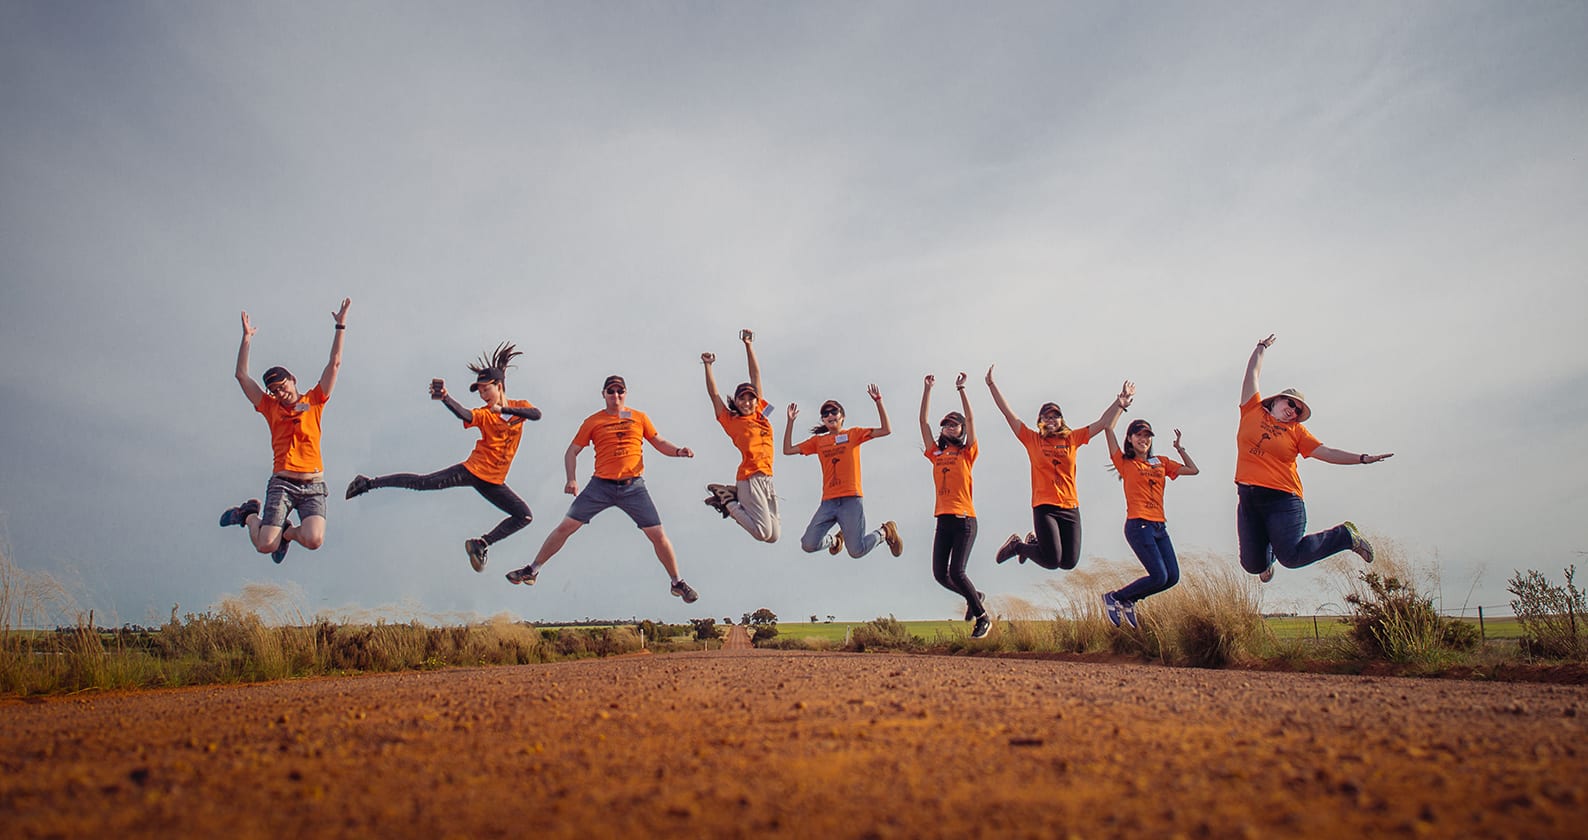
[1264,615,1521,641]
[778,620,965,644]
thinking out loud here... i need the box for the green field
[776,620,965,643]
[775,615,1526,643]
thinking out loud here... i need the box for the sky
[2,1,1586,628]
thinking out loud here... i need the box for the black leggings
[1021,504,1081,570]
[369,463,532,544]
[932,515,983,616]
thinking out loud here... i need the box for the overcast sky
[2,1,1585,628]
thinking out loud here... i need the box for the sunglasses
[820,407,841,417]
[605,387,625,395]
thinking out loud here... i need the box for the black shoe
[271,537,290,565]
[670,579,700,604]
[346,475,372,500]
[506,565,538,585]
[466,538,488,572]
[971,614,992,640]
[219,499,260,528]
[965,591,986,622]
[994,535,1021,564]
[707,483,738,503]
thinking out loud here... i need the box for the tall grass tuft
[1335,537,1469,665]
[1140,553,1264,668]
[845,616,920,652]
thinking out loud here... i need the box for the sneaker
[1343,521,1374,564]
[703,494,730,519]
[707,483,738,503]
[881,521,903,557]
[219,499,259,528]
[465,538,488,572]
[506,565,538,585]
[828,531,844,556]
[345,475,372,499]
[271,536,290,565]
[994,534,1022,564]
[670,579,700,604]
[971,613,992,639]
[1102,592,1124,628]
[965,590,986,621]
[1120,599,1139,630]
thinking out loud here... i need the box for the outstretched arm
[234,311,265,404]
[956,372,976,449]
[316,298,351,397]
[1103,425,1122,457]
[646,433,694,459]
[1083,380,1135,437]
[742,330,763,399]
[869,384,891,438]
[1172,429,1200,476]
[1241,334,1274,405]
[1310,446,1394,466]
[985,365,1023,435]
[500,404,541,421]
[918,375,936,450]
[433,381,473,423]
[701,352,723,412]
[782,403,801,456]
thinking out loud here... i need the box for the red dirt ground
[4,649,1586,838]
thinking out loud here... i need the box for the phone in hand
[430,379,445,399]
[740,329,753,341]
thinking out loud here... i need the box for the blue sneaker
[1102,592,1124,628]
[1120,599,1139,630]
[219,499,259,528]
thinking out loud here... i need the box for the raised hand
[956,372,968,389]
[333,298,351,325]
[740,329,754,343]
[867,384,882,401]
[241,311,257,338]
[924,374,935,388]
[1257,334,1275,349]
[701,352,716,365]
[1119,380,1136,409]
[787,403,800,422]
[985,365,997,386]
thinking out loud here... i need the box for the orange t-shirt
[1015,424,1093,508]
[255,385,328,474]
[573,408,658,480]
[924,440,977,517]
[716,398,775,480]
[795,427,877,501]
[1110,448,1182,522]
[1234,393,1320,498]
[461,399,536,484]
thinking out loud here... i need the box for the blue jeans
[1116,518,1179,603]
[800,496,881,557]
[1236,484,1351,574]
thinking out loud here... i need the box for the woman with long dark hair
[985,366,1131,571]
[344,343,540,572]
[920,372,990,639]
[1100,401,1200,629]
[700,329,779,542]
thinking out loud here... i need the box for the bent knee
[297,535,325,550]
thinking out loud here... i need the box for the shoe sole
[882,522,903,557]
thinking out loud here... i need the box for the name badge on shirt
[294,401,310,413]
[619,410,632,419]
[1147,456,1160,466]
[835,433,849,444]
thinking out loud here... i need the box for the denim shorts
[261,475,328,529]
[567,476,662,529]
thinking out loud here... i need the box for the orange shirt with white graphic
[1110,448,1183,522]
[1234,393,1320,498]
[795,427,877,501]
[1015,424,1093,508]
[462,399,536,484]
[256,385,328,474]
[716,398,775,481]
[924,440,977,517]
[573,408,658,480]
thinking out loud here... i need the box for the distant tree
[690,617,720,641]
[746,607,779,644]
[723,617,733,625]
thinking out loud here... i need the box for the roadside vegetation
[3,538,1582,697]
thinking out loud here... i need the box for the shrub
[845,616,920,652]
[1507,566,1586,659]
[1344,571,1446,663]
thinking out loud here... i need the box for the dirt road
[4,650,1585,838]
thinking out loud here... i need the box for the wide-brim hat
[1262,388,1312,423]
[469,367,505,392]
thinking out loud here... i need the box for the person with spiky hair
[219,298,350,565]
[344,343,540,573]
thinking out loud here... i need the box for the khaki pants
[728,474,780,542]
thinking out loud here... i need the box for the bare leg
[640,524,681,579]
[532,517,584,568]
[293,515,326,550]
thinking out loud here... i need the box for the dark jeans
[932,515,983,617]
[1116,518,1180,603]
[1021,505,1081,570]
[1236,484,1350,573]
[370,463,533,544]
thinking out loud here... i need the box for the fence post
[1478,605,1485,641]
[1313,614,1320,641]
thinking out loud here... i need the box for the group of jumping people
[221,302,1394,639]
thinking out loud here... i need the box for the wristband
[1359,453,1367,463]
[335,324,346,330]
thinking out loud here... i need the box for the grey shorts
[261,475,328,529]
[567,476,662,529]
